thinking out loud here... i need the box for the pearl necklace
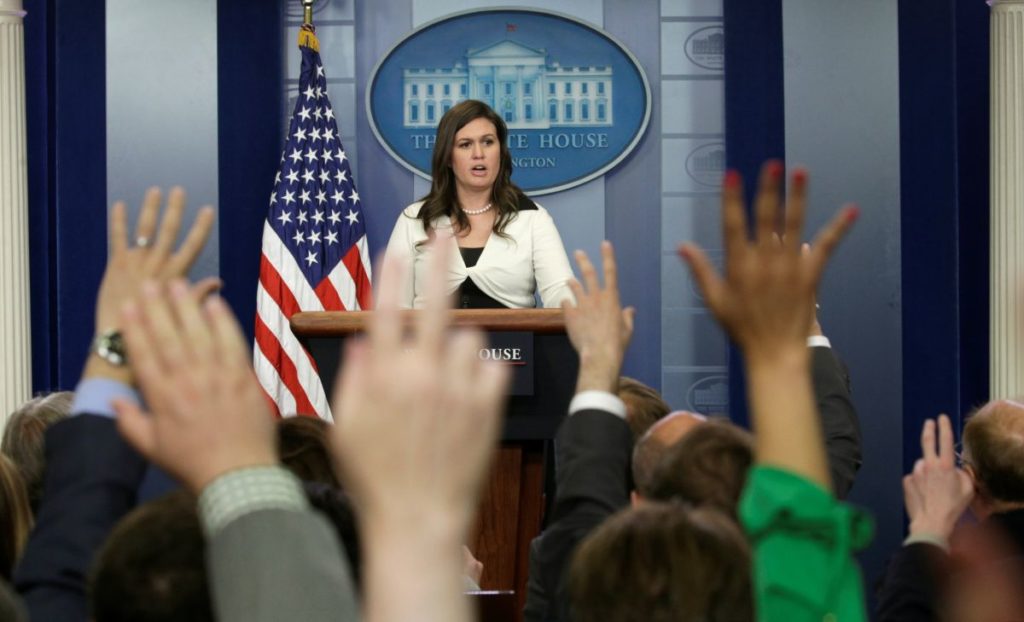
[462,202,493,216]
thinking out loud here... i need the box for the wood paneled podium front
[291,309,579,616]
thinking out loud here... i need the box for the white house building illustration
[402,40,613,129]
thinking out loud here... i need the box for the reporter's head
[963,400,1024,516]
[278,415,339,488]
[645,420,754,517]
[569,501,752,622]
[631,411,707,499]
[618,377,670,439]
[89,491,212,622]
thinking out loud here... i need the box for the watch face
[95,331,127,366]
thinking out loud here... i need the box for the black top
[459,246,485,268]
[457,247,509,309]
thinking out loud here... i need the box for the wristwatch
[91,330,127,367]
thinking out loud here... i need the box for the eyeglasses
[955,441,971,469]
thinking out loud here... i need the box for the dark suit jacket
[523,408,633,622]
[522,348,861,621]
[812,346,863,498]
[14,415,148,622]
[14,413,361,622]
[876,509,1024,622]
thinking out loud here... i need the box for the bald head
[964,400,1024,504]
[971,399,1024,430]
[632,411,707,496]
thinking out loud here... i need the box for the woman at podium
[385,100,575,309]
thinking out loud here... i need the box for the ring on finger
[136,236,152,249]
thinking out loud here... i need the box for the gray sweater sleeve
[207,507,360,622]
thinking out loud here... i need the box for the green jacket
[740,466,874,622]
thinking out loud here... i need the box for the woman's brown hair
[415,100,525,239]
[0,455,33,580]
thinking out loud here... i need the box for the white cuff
[903,532,950,553]
[569,391,627,419]
[807,336,831,348]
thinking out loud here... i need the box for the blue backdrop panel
[217,0,285,337]
[604,0,661,388]
[783,0,903,603]
[722,0,785,426]
[25,0,109,391]
[898,0,989,474]
[953,0,990,419]
[356,0,417,271]
[24,0,56,392]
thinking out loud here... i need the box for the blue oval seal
[367,9,652,195]
[686,375,729,415]
[684,26,724,71]
[685,142,726,188]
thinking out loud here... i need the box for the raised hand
[88,187,215,383]
[678,161,857,489]
[678,162,856,363]
[904,415,974,541]
[112,279,276,493]
[95,187,215,334]
[561,241,636,393]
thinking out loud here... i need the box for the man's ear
[630,490,641,508]
[966,468,993,520]
[964,463,980,489]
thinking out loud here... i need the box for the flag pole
[302,0,314,27]
[298,0,318,51]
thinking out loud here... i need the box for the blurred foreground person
[328,239,511,622]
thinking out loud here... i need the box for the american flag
[254,28,372,420]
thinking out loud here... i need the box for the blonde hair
[963,400,1024,503]
[2,391,72,512]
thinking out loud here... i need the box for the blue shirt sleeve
[70,378,140,418]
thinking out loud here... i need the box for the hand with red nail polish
[677,162,857,490]
[678,163,857,366]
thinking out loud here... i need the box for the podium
[291,309,578,614]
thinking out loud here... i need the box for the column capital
[991,0,1024,7]
[0,0,25,19]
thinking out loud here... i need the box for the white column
[0,0,31,425]
[991,0,1024,399]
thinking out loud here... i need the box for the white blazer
[383,200,575,309]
